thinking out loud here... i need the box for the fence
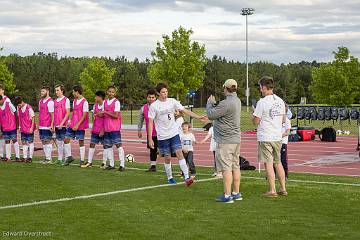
[120,104,360,135]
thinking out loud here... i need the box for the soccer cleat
[15,158,21,162]
[26,158,32,163]
[185,178,194,186]
[99,163,105,169]
[231,192,243,201]
[216,195,234,203]
[145,166,156,172]
[20,158,26,162]
[1,157,5,161]
[79,161,84,167]
[81,162,92,168]
[167,178,177,184]
[118,166,125,172]
[62,156,74,166]
[104,166,115,170]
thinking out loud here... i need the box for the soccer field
[1,160,359,240]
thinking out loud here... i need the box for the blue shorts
[158,134,182,156]
[90,133,103,145]
[21,132,34,143]
[103,131,122,147]
[55,127,67,141]
[39,129,53,141]
[65,128,85,141]
[3,130,17,141]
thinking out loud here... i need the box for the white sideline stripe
[0,178,217,210]
[125,167,360,187]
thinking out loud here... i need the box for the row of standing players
[0,85,126,171]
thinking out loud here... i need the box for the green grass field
[1,159,359,240]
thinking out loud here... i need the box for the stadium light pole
[241,8,255,112]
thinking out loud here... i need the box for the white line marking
[125,167,360,187]
[0,177,217,210]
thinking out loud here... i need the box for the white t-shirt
[106,98,120,112]
[282,118,291,144]
[39,98,54,129]
[73,98,89,112]
[176,117,184,135]
[208,127,217,152]
[20,104,35,117]
[148,98,185,140]
[181,132,196,152]
[56,96,71,109]
[253,94,285,142]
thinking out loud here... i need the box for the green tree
[148,26,207,100]
[0,63,16,95]
[80,58,115,102]
[311,47,360,105]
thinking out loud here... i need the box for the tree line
[0,53,317,108]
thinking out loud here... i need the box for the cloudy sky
[0,0,359,63]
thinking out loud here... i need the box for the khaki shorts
[258,141,282,164]
[215,143,241,171]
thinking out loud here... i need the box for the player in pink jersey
[0,95,20,162]
[138,89,158,172]
[14,97,36,163]
[63,85,89,166]
[81,91,106,168]
[54,84,71,164]
[99,86,125,171]
[38,86,54,164]
[0,84,11,160]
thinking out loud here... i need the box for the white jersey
[253,94,285,142]
[181,132,196,152]
[148,98,185,140]
[175,117,184,136]
[282,118,291,144]
[208,127,217,152]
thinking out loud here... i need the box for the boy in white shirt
[200,123,222,178]
[148,83,206,185]
[281,105,291,179]
[180,122,198,178]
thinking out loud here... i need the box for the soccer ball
[126,154,135,163]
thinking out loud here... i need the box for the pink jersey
[18,104,36,134]
[143,103,157,137]
[104,98,121,132]
[39,98,53,127]
[0,102,16,132]
[92,103,104,134]
[69,98,89,130]
[54,97,68,127]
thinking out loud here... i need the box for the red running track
[28,129,360,177]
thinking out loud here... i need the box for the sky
[0,0,359,64]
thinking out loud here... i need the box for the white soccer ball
[336,130,343,135]
[126,154,135,163]
[344,130,351,135]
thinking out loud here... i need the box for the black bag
[319,127,336,142]
[331,107,338,120]
[350,107,359,120]
[297,107,305,120]
[288,133,301,142]
[317,107,325,121]
[305,107,311,120]
[338,107,349,121]
[239,156,256,170]
[310,107,318,120]
[325,107,332,120]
